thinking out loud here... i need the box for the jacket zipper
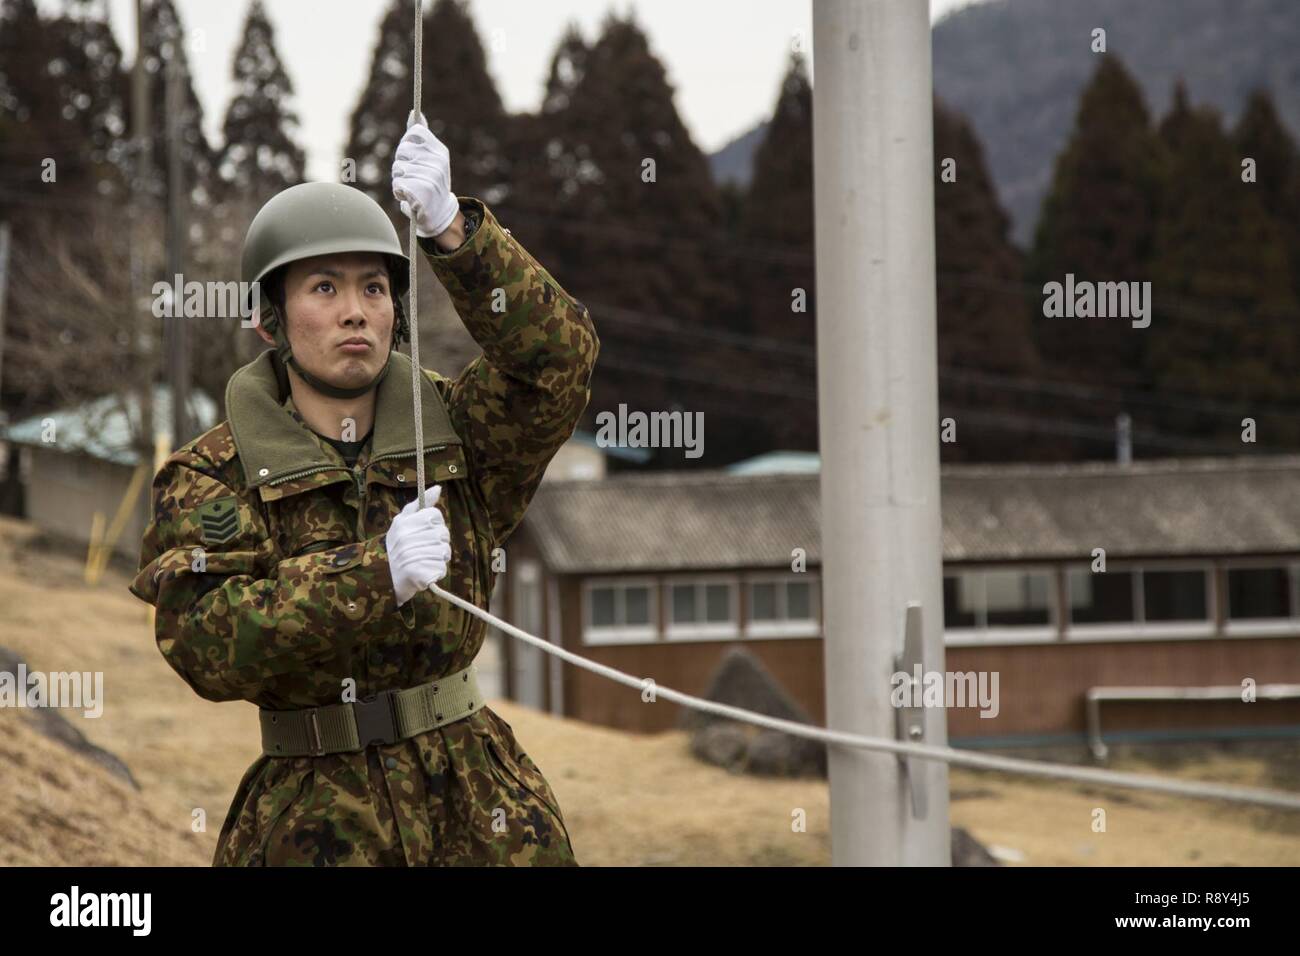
[265,444,453,537]
[369,443,449,468]
[266,464,344,486]
[353,466,367,539]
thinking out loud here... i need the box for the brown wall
[500,522,1300,743]
[943,638,1300,741]
[552,562,1300,741]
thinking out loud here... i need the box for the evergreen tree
[540,23,588,115]
[217,0,304,203]
[1234,88,1300,303]
[344,0,508,204]
[740,51,812,249]
[1028,55,1166,395]
[729,50,816,453]
[139,0,214,206]
[533,12,746,465]
[933,97,1049,461]
[738,50,813,334]
[0,0,126,219]
[1149,81,1299,443]
[54,0,129,196]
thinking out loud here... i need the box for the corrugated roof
[6,386,217,466]
[523,455,1300,573]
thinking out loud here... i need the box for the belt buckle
[306,709,325,757]
[353,689,400,749]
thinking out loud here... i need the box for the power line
[591,296,1300,420]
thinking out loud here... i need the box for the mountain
[708,120,767,186]
[709,0,1300,247]
[934,0,1300,245]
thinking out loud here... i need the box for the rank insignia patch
[197,496,241,546]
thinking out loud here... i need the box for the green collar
[225,350,462,488]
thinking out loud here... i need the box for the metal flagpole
[812,0,950,865]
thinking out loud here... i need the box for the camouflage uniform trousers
[217,705,577,866]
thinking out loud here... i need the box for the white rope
[401,0,1298,817]
[428,582,1300,811]
[408,0,426,509]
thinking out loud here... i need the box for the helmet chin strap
[269,301,401,401]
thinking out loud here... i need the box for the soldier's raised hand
[385,484,452,606]
[392,118,459,239]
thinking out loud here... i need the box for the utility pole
[131,0,154,456]
[813,0,950,865]
[0,221,15,516]
[0,221,10,425]
[164,38,190,447]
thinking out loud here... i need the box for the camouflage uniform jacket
[128,197,598,866]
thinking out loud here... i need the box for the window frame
[663,575,740,642]
[581,576,659,646]
[743,572,821,639]
[1065,559,1214,642]
[943,564,1057,646]
[1222,558,1300,637]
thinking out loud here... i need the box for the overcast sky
[71,0,988,181]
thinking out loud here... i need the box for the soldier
[129,120,598,866]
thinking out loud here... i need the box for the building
[4,387,216,561]
[497,453,1300,749]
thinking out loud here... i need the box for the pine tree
[933,97,1050,461]
[497,23,589,275]
[139,0,214,206]
[1028,55,1166,396]
[533,12,748,465]
[1234,88,1300,303]
[344,0,508,204]
[0,0,126,220]
[554,11,729,320]
[740,51,812,248]
[53,0,129,197]
[1149,81,1299,443]
[738,50,813,331]
[217,0,305,204]
[729,50,816,453]
[540,23,588,115]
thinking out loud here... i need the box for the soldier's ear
[254,318,276,347]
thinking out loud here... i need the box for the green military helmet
[241,181,412,399]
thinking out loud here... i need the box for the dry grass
[2,514,1298,866]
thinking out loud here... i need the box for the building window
[1068,568,1135,623]
[1143,569,1207,621]
[665,578,739,640]
[1067,564,1210,634]
[944,568,1052,635]
[582,579,657,645]
[1227,566,1292,620]
[745,574,820,638]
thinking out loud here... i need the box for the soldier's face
[276,252,395,393]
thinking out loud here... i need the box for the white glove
[385,484,452,607]
[392,118,460,239]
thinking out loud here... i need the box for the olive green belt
[260,663,484,756]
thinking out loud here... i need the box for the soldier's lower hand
[385,484,452,607]
[392,118,459,239]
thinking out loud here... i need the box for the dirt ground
[1,514,1298,866]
